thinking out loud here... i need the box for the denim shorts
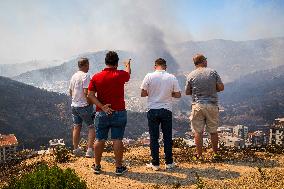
[71,104,94,127]
[94,110,127,140]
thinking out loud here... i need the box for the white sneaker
[146,163,160,171]
[85,150,94,158]
[166,162,176,170]
[73,148,83,157]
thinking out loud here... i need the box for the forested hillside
[220,65,284,126]
[0,76,72,148]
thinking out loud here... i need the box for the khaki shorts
[190,103,219,133]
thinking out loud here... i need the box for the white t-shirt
[140,70,181,111]
[69,71,90,107]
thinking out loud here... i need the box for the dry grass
[1,146,284,189]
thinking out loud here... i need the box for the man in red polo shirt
[88,51,131,175]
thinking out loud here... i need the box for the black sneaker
[115,166,127,175]
[91,164,101,174]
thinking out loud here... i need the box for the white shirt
[140,70,181,111]
[69,71,90,107]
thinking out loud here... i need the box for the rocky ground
[1,146,284,189]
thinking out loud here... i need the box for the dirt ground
[59,147,284,189]
[1,146,284,189]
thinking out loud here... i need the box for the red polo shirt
[88,68,130,111]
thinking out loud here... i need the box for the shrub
[54,145,71,163]
[4,163,87,189]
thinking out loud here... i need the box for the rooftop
[275,117,284,122]
[0,134,18,147]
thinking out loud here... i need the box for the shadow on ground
[102,166,240,187]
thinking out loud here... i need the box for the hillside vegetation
[220,65,284,126]
[0,76,72,148]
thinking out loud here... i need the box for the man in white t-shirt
[69,58,95,158]
[140,58,181,171]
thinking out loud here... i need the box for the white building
[269,118,284,146]
[49,139,65,147]
[249,130,268,146]
[219,136,245,148]
[233,125,248,140]
[0,134,18,162]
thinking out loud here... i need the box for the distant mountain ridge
[12,37,284,113]
[14,37,284,90]
[220,65,284,126]
[174,37,284,82]
[0,60,62,77]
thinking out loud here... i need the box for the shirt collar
[155,70,166,72]
[103,67,117,71]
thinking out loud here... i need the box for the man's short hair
[193,54,207,65]
[155,58,167,67]
[78,58,89,68]
[105,51,119,66]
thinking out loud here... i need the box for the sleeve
[82,74,91,89]
[185,74,192,92]
[120,70,130,82]
[173,77,181,92]
[140,74,149,91]
[88,76,96,92]
[213,70,223,84]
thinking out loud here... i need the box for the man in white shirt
[69,58,95,158]
[141,58,181,170]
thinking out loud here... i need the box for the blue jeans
[147,108,173,165]
[94,111,127,141]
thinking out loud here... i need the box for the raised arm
[124,59,131,75]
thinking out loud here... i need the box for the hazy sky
[0,0,284,64]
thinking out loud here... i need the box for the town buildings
[269,118,284,146]
[219,136,245,148]
[233,125,249,140]
[0,134,18,162]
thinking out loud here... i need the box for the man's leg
[113,140,124,167]
[80,105,95,150]
[160,109,173,165]
[147,110,161,166]
[94,140,105,165]
[205,104,219,154]
[194,132,203,157]
[93,111,109,165]
[71,107,83,150]
[110,111,127,168]
[190,104,205,157]
[73,125,82,149]
[87,127,96,149]
[210,133,218,154]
